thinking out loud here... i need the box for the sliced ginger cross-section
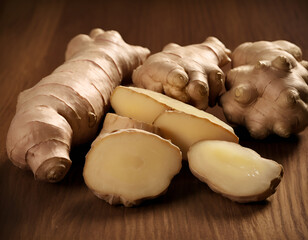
[110,86,238,159]
[188,140,283,203]
[153,110,238,159]
[83,114,182,207]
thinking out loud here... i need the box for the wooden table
[1,0,307,239]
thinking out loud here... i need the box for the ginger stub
[188,140,283,203]
[83,129,182,207]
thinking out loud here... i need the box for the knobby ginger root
[188,140,283,203]
[84,115,182,206]
[220,40,308,139]
[132,37,231,109]
[111,86,238,159]
[6,29,150,182]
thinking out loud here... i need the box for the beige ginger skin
[132,37,231,110]
[6,28,150,182]
[220,40,308,139]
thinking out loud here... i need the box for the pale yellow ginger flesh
[111,86,238,132]
[111,86,238,159]
[111,86,171,124]
[153,111,238,159]
[220,40,308,139]
[83,129,182,207]
[188,140,283,203]
[132,37,231,109]
[6,29,150,182]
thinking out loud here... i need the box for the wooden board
[0,0,307,239]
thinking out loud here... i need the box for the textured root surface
[132,37,231,110]
[6,29,150,182]
[220,40,308,138]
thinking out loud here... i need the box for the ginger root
[84,114,182,207]
[132,37,231,109]
[188,140,283,203]
[220,40,308,139]
[6,29,150,182]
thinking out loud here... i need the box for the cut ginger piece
[153,110,238,159]
[111,86,238,127]
[110,86,238,159]
[188,140,283,203]
[99,112,160,136]
[111,85,173,124]
[83,128,182,207]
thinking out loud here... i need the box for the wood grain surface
[0,0,307,239]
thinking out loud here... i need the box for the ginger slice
[83,129,182,207]
[111,86,238,159]
[111,85,237,134]
[188,140,283,203]
[85,113,180,206]
[153,111,238,159]
[111,85,236,127]
[110,85,172,124]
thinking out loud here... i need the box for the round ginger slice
[83,129,182,207]
[188,140,283,203]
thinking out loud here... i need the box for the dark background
[0,0,307,239]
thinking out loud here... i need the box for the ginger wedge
[188,140,283,203]
[84,128,182,207]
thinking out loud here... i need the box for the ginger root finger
[83,128,182,207]
[188,140,283,203]
[220,40,308,139]
[6,29,150,182]
[132,36,231,110]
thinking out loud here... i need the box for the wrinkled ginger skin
[220,40,308,139]
[132,37,231,110]
[6,28,150,182]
